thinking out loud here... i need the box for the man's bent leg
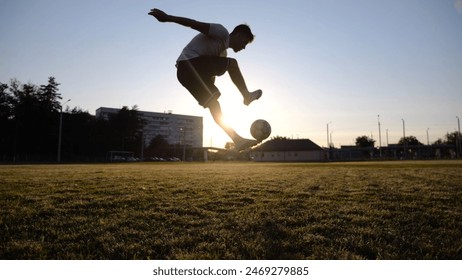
[227,58,249,95]
[227,58,262,106]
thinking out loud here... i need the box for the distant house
[251,139,325,162]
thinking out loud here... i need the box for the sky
[1,0,462,149]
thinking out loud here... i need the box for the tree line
[0,77,177,162]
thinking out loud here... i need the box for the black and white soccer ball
[250,119,271,142]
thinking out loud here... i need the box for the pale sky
[1,0,461,148]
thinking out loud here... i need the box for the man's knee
[227,58,238,70]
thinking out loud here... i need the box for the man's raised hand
[148,8,169,22]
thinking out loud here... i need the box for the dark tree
[0,78,63,161]
[39,77,62,112]
[0,83,13,121]
[398,136,423,146]
[443,131,461,146]
[145,134,170,158]
[108,106,144,151]
[355,135,375,147]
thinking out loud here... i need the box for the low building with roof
[251,139,325,162]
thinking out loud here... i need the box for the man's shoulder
[208,23,229,38]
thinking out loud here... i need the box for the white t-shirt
[176,23,229,62]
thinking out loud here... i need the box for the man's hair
[231,24,255,43]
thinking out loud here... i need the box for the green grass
[1,161,461,259]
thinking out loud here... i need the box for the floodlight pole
[326,122,331,160]
[326,122,330,148]
[378,115,382,158]
[426,128,430,146]
[402,119,406,159]
[457,116,461,158]
[57,99,71,163]
[386,129,389,146]
[330,131,333,148]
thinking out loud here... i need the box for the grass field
[1,161,461,260]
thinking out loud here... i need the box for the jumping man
[149,8,263,151]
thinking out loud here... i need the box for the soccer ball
[250,119,271,141]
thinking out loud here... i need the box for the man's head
[229,24,255,52]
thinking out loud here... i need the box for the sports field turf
[1,161,461,259]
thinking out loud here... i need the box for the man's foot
[244,90,262,106]
[235,138,259,152]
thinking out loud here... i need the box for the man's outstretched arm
[149,8,209,35]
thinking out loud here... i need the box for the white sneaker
[235,138,258,152]
[244,90,262,106]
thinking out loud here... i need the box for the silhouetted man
[149,8,262,151]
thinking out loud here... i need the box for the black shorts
[177,56,230,108]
